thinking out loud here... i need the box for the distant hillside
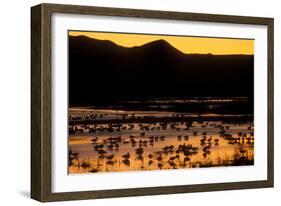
[68,35,254,106]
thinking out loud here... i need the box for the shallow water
[69,120,254,174]
[69,107,252,122]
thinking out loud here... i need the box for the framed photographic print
[31,3,274,202]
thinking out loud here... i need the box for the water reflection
[69,119,254,174]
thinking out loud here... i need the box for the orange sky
[69,31,254,55]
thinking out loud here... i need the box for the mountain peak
[139,39,183,55]
[143,39,172,47]
[151,39,169,44]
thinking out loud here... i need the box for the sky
[69,30,254,55]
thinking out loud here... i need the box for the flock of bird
[69,121,254,173]
[70,112,195,122]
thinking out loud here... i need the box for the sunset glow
[68,30,254,174]
[69,30,254,55]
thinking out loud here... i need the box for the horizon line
[68,31,254,55]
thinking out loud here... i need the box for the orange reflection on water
[69,121,254,174]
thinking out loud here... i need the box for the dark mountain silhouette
[68,35,254,107]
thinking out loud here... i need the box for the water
[68,113,254,174]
